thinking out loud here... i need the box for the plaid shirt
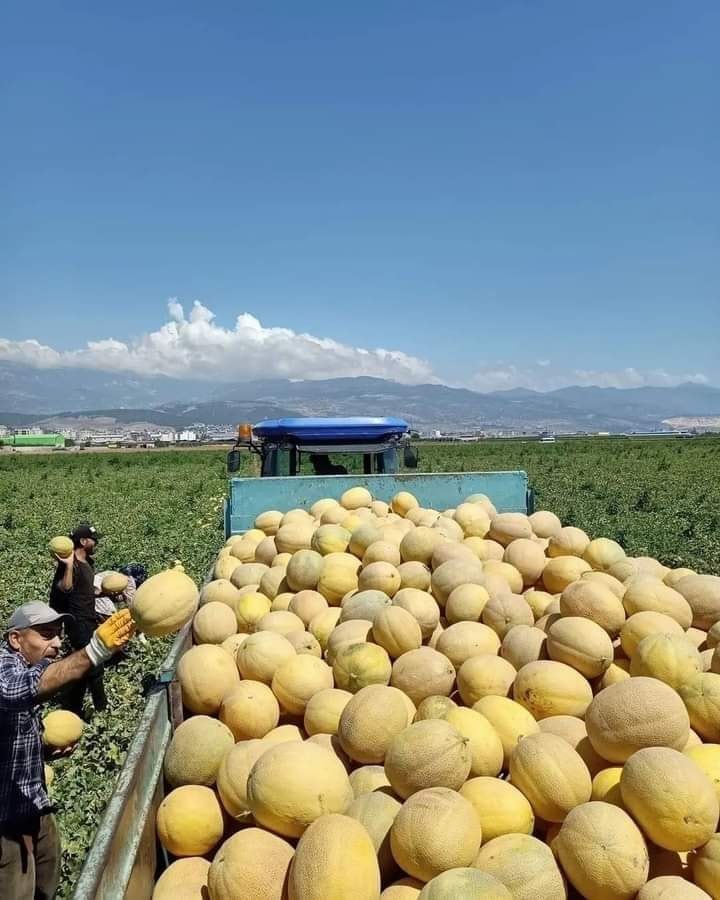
[0,642,53,825]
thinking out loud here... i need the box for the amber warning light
[237,423,253,442]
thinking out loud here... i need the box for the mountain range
[1,362,719,433]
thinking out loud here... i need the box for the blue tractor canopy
[227,416,418,476]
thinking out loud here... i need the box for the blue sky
[1,0,718,390]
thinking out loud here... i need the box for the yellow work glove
[86,610,135,666]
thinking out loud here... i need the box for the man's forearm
[37,649,92,700]
[60,563,74,591]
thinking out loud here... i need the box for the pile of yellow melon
[152,487,720,900]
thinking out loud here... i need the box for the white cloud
[0,300,436,385]
[468,363,708,392]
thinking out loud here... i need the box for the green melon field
[1,437,719,895]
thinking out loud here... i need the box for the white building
[178,430,198,442]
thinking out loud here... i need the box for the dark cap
[6,601,73,633]
[71,524,102,544]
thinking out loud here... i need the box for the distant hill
[1,365,719,433]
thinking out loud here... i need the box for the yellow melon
[215,738,268,822]
[445,583,490,624]
[431,559,485,608]
[397,561,432,592]
[523,589,556,621]
[488,513,533,547]
[152,857,210,900]
[231,562,270,589]
[675,574,720,630]
[456,655,516,705]
[417,868,512,899]
[512,660,593,720]
[256,610,305,636]
[49,535,74,558]
[42,710,83,749]
[620,747,719,851]
[509,732,592,822]
[392,589,440,640]
[503,539,547,587]
[482,593,534,638]
[630,632,702,688]
[333,642,392,693]
[236,630,295,684]
[582,537,626,572]
[285,549,323,592]
[349,523,383,558]
[542,556,592,593]
[271,654,334,716]
[163,715,234,788]
[337,685,413,765]
[474,833,566,900]
[326,619,373,664]
[623,576,693,629]
[414,695,458,722]
[219,680,279,741]
[390,787,483,882]
[288,812,381,900]
[317,552,361,605]
[192,601,237,645]
[341,486,373,510]
[537,715,607,778]
[472,695,540,765]
[546,616,614,678]
[177,644,240,715]
[235,592,272,633]
[391,491,420,517]
[560,579,626,636]
[431,540,478,570]
[637,876,712,899]
[590,767,624,805]
[678,673,720,741]
[581,570,627,599]
[199,579,241,610]
[349,765,393,798]
[384,719,471,799]
[308,606,342,650]
[501,625,548,670]
[620,611,685,658]
[247,741,353,838]
[207,828,294,900]
[363,541,402,567]
[528,510,562,538]
[253,536,278,567]
[595,660,631,691]
[258,568,288,600]
[390,647,455,706]
[436,622,501,670]
[358,561,401,597]
[214,555,242,580]
[554,800,650,898]
[453,503,491,538]
[156,785,224,856]
[274,522,315,555]
[442,707,503,777]
[285,629,321,656]
[547,526,590,558]
[346,790,403,883]
[132,567,199,637]
[312,524,352,556]
[303,687,353,736]
[688,833,720,900]
[228,539,257,563]
[340,588,392,623]
[585,676,690,762]
[372,606,423,658]
[460,776,534,841]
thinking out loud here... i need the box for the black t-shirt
[49,558,96,626]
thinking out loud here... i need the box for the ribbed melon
[247,741,353,838]
[288,813,381,900]
[164,715,234,787]
[390,788,483,882]
[208,828,294,900]
[384,719,471,799]
[156,785,224,856]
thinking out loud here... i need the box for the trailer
[71,420,532,898]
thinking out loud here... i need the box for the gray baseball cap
[6,601,73,633]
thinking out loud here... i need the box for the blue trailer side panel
[227,471,528,536]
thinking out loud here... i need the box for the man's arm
[0,650,92,711]
[57,551,75,592]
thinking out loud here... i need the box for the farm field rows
[1,437,719,896]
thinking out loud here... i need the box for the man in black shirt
[49,524,108,716]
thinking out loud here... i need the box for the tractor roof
[252,416,409,445]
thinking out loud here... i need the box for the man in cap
[0,602,133,900]
[49,524,107,715]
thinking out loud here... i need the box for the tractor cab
[227,417,418,477]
